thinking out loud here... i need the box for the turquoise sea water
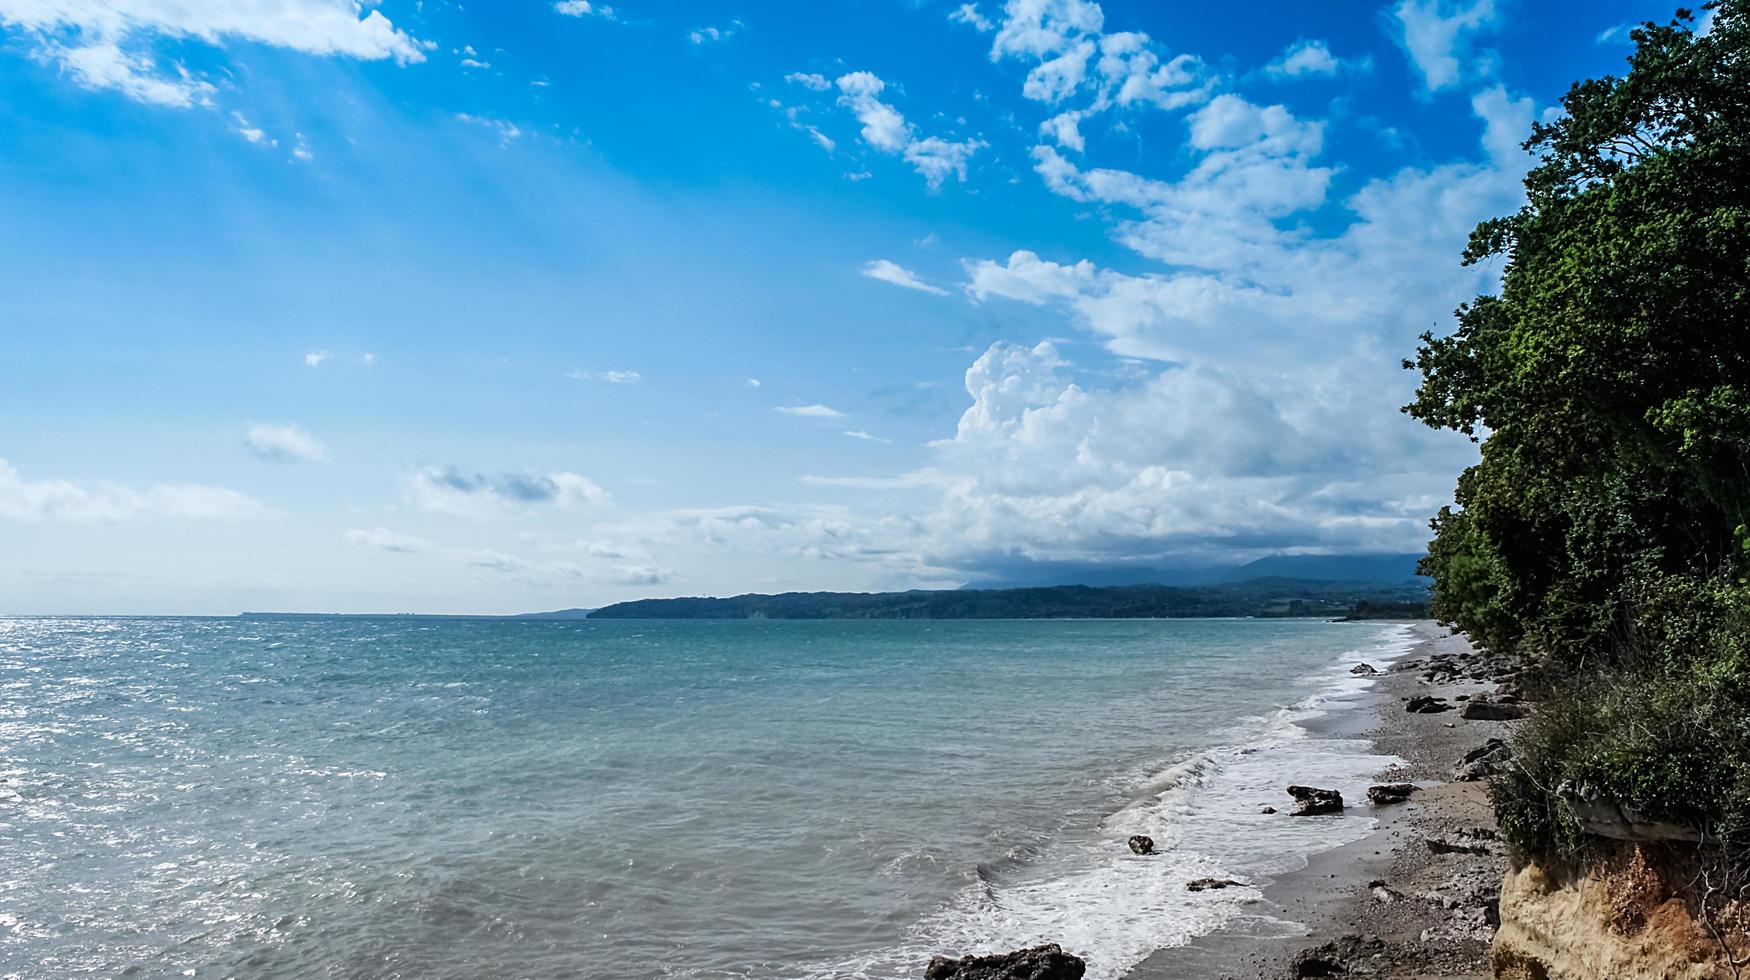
[0,617,1412,979]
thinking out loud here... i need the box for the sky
[0,0,1692,614]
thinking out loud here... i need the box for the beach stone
[1459,695,1529,721]
[1367,783,1417,805]
[1286,785,1344,816]
[1405,695,1453,714]
[1463,738,1512,764]
[1186,877,1244,892]
[1350,662,1379,675]
[1426,835,1494,856]
[1260,805,1277,814]
[924,943,1086,980]
[1291,934,1388,977]
[1127,835,1155,855]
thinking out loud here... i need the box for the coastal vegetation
[1405,0,1750,884]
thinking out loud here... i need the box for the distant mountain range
[584,576,1430,621]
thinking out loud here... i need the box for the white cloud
[894,71,1543,570]
[245,423,326,463]
[568,369,642,384]
[1264,39,1359,79]
[905,135,987,187]
[0,0,425,106]
[903,341,1463,566]
[348,527,673,587]
[1392,0,1498,92]
[409,467,610,518]
[982,1,1211,118]
[689,24,735,45]
[776,404,847,419]
[344,526,433,553]
[844,430,890,443]
[553,1,616,19]
[950,3,994,31]
[964,249,1096,304]
[862,259,950,295]
[456,113,524,147]
[832,70,984,188]
[785,71,831,91]
[835,71,911,152]
[990,0,1105,60]
[1040,109,1085,151]
[746,378,762,388]
[0,458,262,523]
[304,349,330,367]
[231,111,268,143]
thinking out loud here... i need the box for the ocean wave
[814,623,1418,980]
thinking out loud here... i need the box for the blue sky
[0,0,1688,614]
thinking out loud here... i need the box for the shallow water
[0,616,1410,979]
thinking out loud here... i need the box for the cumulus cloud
[0,458,262,523]
[862,259,949,295]
[776,404,847,419]
[1264,39,1361,79]
[832,70,985,187]
[304,349,330,367]
[902,78,1541,571]
[1040,110,1085,151]
[0,0,426,106]
[982,0,1212,118]
[976,91,1528,368]
[409,467,610,517]
[245,423,326,463]
[835,71,911,152]
[1391,0,1498,92]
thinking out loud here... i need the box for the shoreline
[1124,621,1514,979]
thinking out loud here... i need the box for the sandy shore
[1126,621,1518,979]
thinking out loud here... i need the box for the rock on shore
[926,944,1086,980]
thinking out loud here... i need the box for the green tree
[1406,0,1750,669]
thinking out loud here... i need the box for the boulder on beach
[1367,783,1417,805]
[1452,738,1514,781]
[925,943,1086,980]
[1286,785,1344,816]
[1186,877,1244,892]
[1458,695,1529,721]
[1350,663,1379,675]
[1405,695,1454,714]
[1127,834,1155,855]
[1260,805,1277,814]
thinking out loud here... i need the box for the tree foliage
[1408,0,1750,667]
[1405,1,1750,857]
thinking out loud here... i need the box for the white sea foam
[810,624,1419,980]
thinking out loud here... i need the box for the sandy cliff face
[1492,844,1748,979]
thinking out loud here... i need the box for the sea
[0,616,1415,980]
